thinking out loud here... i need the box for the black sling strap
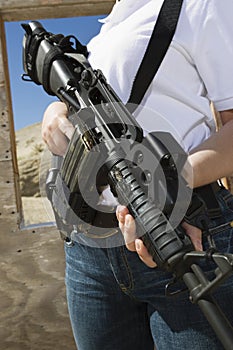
[127,0,222,218]
[127,0,183,112]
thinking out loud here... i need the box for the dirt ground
[0,197,76,350]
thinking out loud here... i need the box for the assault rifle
[21,21,233,349]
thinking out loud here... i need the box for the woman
[42,1,233,349]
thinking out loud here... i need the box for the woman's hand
[116,205,203,268]
[41,101,74,156]
[116,205,157,268]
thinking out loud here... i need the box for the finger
[116,206,157,268]
[121,214,137,252]
[116,205,129,224]
[187,231,203,251]
[45,129,69,156]
[58,117,75,140]
[45,138,67,156]
[42,117,69,155]
[135,239,157,268]
[182,222,203,251]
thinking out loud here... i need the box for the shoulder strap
[127,0,183,112]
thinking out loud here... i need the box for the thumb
[135,239,157,268]
[58,117,75,140]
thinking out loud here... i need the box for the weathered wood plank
[0,17,21,227]
[0,0,114,21]
[0,0,113,9]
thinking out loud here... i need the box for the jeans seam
[119,246,135,293]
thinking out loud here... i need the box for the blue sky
[4,15,105,130]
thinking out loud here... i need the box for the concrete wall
[0,1,114,349]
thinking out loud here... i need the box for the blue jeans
[65,188,233,350]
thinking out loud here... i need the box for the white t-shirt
[87,0,233,152]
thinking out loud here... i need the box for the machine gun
[21,21,233,349]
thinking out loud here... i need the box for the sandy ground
[0,123,76,349]
[1,196,76,350]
